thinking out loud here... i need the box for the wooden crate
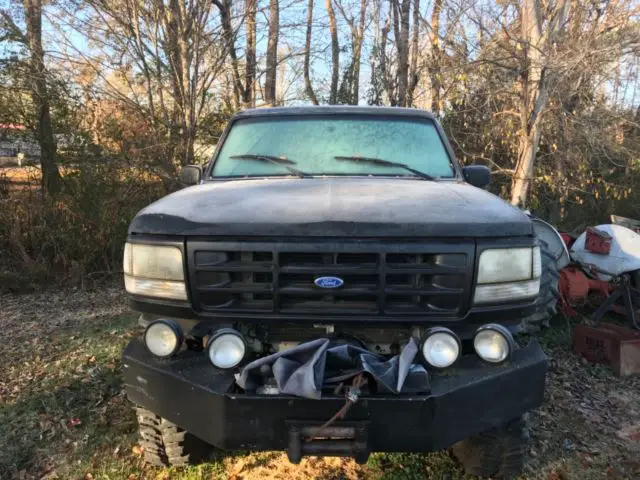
[573,323,640,376]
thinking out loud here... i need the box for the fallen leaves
[131,445,143,456]
[68,418,82,428]
[617,423,640,442]
[0,286,136,478]
[525,326,640,478]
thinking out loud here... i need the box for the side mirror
[462,165,491,188]
[179,165,202,186]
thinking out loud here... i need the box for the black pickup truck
[122,106,551,478]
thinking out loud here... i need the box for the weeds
[0,164,165,292]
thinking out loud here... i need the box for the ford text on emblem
[314,276,344,289]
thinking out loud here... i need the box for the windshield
[209,115,455,179]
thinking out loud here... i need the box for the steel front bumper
[123,339,547,460]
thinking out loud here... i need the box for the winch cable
[306,372,365,441]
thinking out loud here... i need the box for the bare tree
[303,0,319,104]
[55,0,227,174]
[392,0,411,106]
[213,0,257,108]
[264,0,280,106]
[379,8,395,104]
[1,1,62,195]
[213,0,243,107]
[244,0,257,107]
[406,0,420,107]
[336,0,368,104]
[510,0,569,206]
[326,0,340,104]
[427,0,442,113]
[455,0,639,206]
[377,0,416,107]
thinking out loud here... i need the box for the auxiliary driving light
[421,327,461,368]
[207,329,247,369]
[144,319,183,358]
[473,324,515,364]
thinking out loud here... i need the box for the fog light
[207,329,246,369]
[144,320,182,358]
[473,324,515,363]
[421,327,461,368]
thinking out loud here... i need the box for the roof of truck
[234,105,436,119]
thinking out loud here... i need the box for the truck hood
[129,178,533,237]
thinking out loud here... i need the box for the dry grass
[0,165,165,293]
[0,165,164,186]
[1,286,639,479]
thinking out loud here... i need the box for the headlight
[473,279,540,304]
[123,243,187,300]
[477,248,535,283]
[207,329,246,369]
[473,324,515,363]
[473,246,541,304]
[421,327,461,368]
[144,320,183,358]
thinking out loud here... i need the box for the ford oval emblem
[314,276,344,289]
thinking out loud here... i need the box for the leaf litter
[0,286,638,478]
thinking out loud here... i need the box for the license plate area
[286,420,370,464]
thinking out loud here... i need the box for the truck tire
[520,239,561,332]
[136,407,214,466]
[452,416,529,479]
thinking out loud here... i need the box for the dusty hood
[129,178,533,237]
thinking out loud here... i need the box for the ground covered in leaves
[1,286,639,479]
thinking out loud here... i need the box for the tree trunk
[368,0,384,105]
[350,0,367,103]
[380,13,395,105]
[393,0,411,107]
[264,0,279,106]
[406,0,420,107]
[213,0,242,107]
[326,0,339,104]
[23,0,61,195]
[511,124,541,206]
[244,0,257,107]
[509,0,568,206]
[163,0,191,166]
[510,0,542,207]
[428,0,442,114]
[178,1,193,165]
[303,0,319,104]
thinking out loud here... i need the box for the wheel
[520,238,561,332]
[452,416,529,479]
[136,407,215,466]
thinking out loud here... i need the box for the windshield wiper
[333,155,436,181]
[229,154,309,178]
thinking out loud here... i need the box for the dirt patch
[1,287,639,479]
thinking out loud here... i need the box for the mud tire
[136,407,215,467]
[452,416,530,479]
[520,239,561,332]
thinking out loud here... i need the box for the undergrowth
[0,164,165,292]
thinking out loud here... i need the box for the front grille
[187,239,474,318]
